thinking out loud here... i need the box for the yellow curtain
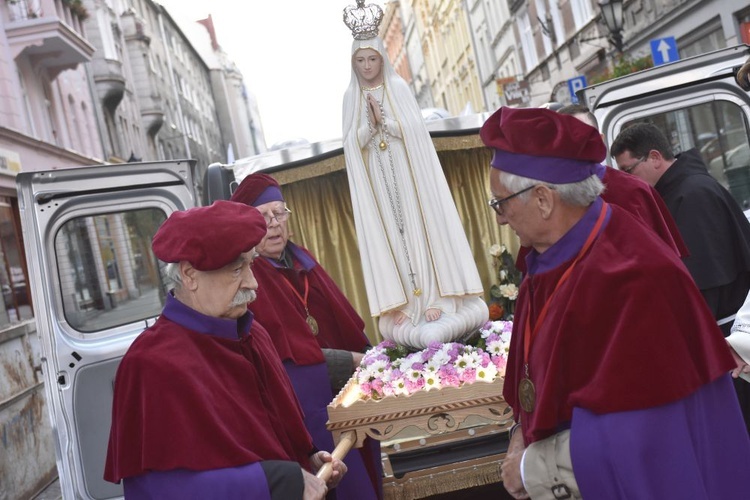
[282,142,520,345]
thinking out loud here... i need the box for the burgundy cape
[250,242,370,365]
[504,200,735,445]
[600,166,688,257]
[516,166,688,271]
[250,242,382,499]
[104,299,312,482]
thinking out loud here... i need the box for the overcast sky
[158,1,388,149]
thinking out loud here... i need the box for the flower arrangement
[350,320,513,402]
[488,243,522,320]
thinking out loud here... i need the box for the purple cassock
[572,374,750,498]
[251,243,382,500]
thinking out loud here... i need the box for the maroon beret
[480,107,607,183]
[230,173,284,207]
[152,200,267,271]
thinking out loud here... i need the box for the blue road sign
[650,37,679,66]
[567,76,587,104]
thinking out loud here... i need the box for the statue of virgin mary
[342,3,488,349]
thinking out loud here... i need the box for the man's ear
[649,149,665,162]
[180,261,199,291]
[535,185,555,220]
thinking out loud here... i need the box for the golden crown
[343,0,384,40]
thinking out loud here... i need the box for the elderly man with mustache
[104,200,346,499]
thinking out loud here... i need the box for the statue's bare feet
[393,311,408,325]
[425,308,441,322]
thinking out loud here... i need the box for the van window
[623,101,750,209]
[55,208,167,332]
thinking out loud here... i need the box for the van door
[16,160,196,500]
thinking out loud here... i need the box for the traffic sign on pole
[650,37,679,66]
[567,76,587,104]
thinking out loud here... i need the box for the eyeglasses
[488,185,536,216]
[620,156,646,174]
[261,208,291,225]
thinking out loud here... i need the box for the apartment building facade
[0,1,261,497]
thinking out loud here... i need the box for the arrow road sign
[650,37,679,66]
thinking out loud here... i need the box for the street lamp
[599,0,624,54]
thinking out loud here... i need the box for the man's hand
[502,425,530,499]
[310,450,348,489]
[301,470,327,500]
[351,351,365,370]
[728,341,750,379]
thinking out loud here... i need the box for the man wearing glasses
[229,173,382,500]
[612,123,750,434]
[481,107,750,499]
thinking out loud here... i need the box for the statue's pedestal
[327,377,514,499]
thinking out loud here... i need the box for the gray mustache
[230,289,257,307]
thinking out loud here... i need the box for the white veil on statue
[342,33,488,349]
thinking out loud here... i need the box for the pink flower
[371,378,385,397]
[406,378,425,393]
[459,368,477,384]
[360,381,372,395]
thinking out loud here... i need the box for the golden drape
[282,143,520,344]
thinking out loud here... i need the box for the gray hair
[162,262,183,290]
[498,171,604,207]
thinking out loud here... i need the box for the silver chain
[364,88,419,295]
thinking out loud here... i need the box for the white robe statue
[342,36,488,349]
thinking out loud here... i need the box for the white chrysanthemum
[455,352,480,372]
[357,366,375,382]
[489,244,502,257]
[486,339,504,356]
[423,372,442,391]
[429,350,450,367]
[369,358,389,374]
[392,378,410,396]
[405,368,422,382]
[399,355,418,372]
[423,361,441,373]
[476,363,498,382]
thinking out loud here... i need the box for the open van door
[16,160,196,499]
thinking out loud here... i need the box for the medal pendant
[518,377,536,413]
[379,140,387,150]
[306,314,319,335]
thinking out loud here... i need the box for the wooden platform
[327,378,514,499]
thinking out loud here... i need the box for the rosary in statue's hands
[366,93,382,127]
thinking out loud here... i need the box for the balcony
[4,0,94,78]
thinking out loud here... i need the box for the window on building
[98,9,119,61]
[535,0,553,56]
[0,198,32,326]
[518,10,538,71]
[678,19,726,58]
[570,0,594,31]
